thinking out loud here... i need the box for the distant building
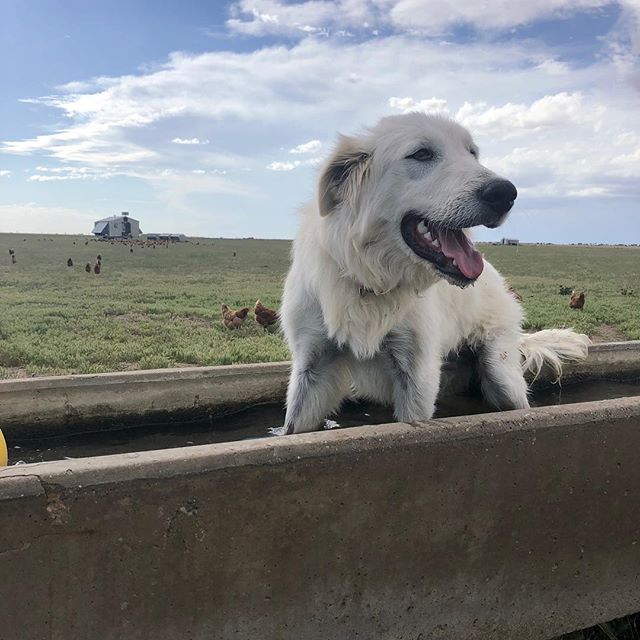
[92,213,141,239]
[144,233,188,242]
[500,238,519,246]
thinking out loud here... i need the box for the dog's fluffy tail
[519,329,591,381]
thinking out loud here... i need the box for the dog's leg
[477,332,529,410]
[383,328,441,422]
[284,340,351,434]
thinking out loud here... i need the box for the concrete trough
[0,361,291,438]
[1,341,640,640]
[1,341,639,438]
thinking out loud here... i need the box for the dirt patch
[590,324,628,343]
[0,367,32,379]
[118,362,141,371]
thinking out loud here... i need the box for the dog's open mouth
[400,213,484,285]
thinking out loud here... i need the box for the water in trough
[8,377,640,465]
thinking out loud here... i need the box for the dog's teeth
[452,259,458,267]
[423,231,432,242]
[417,221,427,234]
[433,239,440,248]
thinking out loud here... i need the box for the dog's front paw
[268,425,287,437]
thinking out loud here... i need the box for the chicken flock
[508,283,588,310]
[221,300,278,331]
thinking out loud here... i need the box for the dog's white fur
[281,113,590,433]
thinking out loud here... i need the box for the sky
[0,0,639,243]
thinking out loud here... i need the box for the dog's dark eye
[407,148,435,162]
[469,148,478,158]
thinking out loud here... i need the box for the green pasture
[0,234,638,378]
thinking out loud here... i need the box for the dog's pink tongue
[436,228,484,280]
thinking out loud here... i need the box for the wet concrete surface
[9,377,640,465]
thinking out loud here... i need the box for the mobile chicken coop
[92,213,141,239]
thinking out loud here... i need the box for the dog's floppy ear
[318,135,371,216]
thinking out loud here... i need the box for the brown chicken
[93,262,101,275]
[85,263,92,273]
[569,291,585,310]
[507,285,523,302]
[254,300,279,331]
[221,304,250,329]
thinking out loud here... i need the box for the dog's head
[318,113,516,290]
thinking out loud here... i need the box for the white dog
[281,113,590,434]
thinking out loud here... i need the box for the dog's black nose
[479,179,518,215]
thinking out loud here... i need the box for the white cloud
[567,186,612,196]
[289,139,321,154]
[388,96,449,114]
[2,36,572,168]
[609,146,640,177]
[535,58,571,75]
[225,0,621,37]
[3,127,156,165]
[614,130,640,146]
[485,130,640,197]
[389,0,611,33]
[171,137,210,145]
[130,166,251,194]
[191,168,228,175]
[226,0,372,36]
[27,165,116,181]
[456,92,594,138]
[267,157,323,170]
[0,170,10,177]
[29,174,74,182]
[267,160,299,171]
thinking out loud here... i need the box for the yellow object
[0,428,7,466]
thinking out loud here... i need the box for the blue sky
[1,0,639,243]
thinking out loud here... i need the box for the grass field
[0,233,638,379]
